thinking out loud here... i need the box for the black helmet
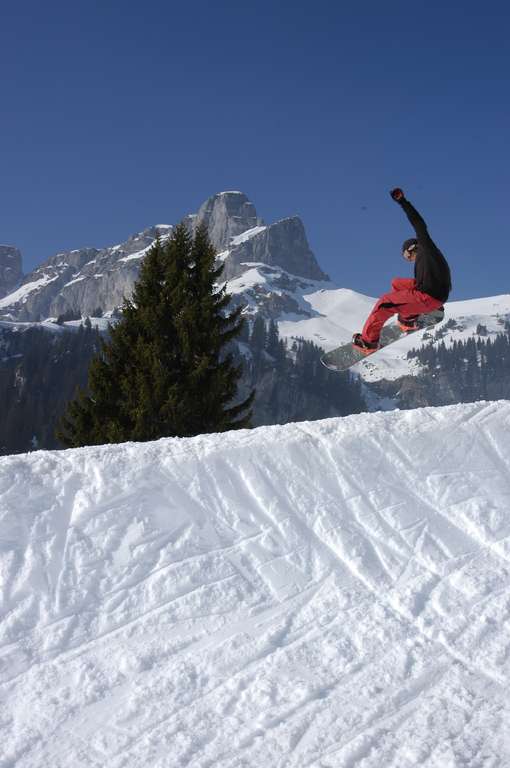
[402,238,418,253]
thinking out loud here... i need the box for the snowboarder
[352,188,452,354]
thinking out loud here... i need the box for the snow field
[0,276,60,310]
[227,257,510,384]
[1,402,510,766]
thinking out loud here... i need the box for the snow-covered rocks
[1,402,509,766]
[0,191,328,323]
[221,215,328,282]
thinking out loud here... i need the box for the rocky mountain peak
[221,215,329,282]
[0,192,329,321]
[194,191,263,250]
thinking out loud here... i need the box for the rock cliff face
[0,227,172,321]
[48,226,173,320]
[0,246,23,298]
[220,216,327,281]
[192,191,261,250]
[0,193,328,321]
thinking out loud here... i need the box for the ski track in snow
[1,402,510,767]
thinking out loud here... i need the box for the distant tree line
[0,320,102,454]
[406,323,510,403]
[237,315,366,425]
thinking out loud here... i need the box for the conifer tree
[250,316,267,373]
[266,320,280,359]
[58,224,253,447]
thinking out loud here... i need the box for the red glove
[390,188,405,201]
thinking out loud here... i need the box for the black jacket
[399,198,452,303]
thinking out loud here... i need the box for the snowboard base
[320,308,444,373]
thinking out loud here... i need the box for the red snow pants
[362,278,443,344]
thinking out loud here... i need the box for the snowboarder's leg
[360,289,443,344]
[361,293,402,343]
[391,279,421,330]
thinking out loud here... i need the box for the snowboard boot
[352,333,378,355]
[397,314,420,333]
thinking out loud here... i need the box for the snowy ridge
[230,225,267,246]
[0,275,60,310]
[0,188,328,320]
[227,258,509,362]
[227,262,374,340]
[228,261,510,383]
[1,402,509,766]
[357,294,510,382]
[275,288,510,361]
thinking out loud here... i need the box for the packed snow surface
[1,402,510,767]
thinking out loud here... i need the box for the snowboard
[320,308,445,373]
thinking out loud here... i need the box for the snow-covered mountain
[0,191,327,322]
[1,402,509,766]
[225,260,510,383]
[0,227,173,323]
[2,190,509,386]
[354,294,510,383]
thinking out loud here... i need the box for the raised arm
[390,188,429,241]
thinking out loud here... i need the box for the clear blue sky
[1,1,508,299]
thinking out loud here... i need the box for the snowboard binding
[398,307,444,333]
[397,315,420,333]
[352,333,379,355]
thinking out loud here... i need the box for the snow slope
[0,276,60,310]
[228,262,510,383]
[226,263,374,346]
[1,402,510,767]
[356,294,510,383]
